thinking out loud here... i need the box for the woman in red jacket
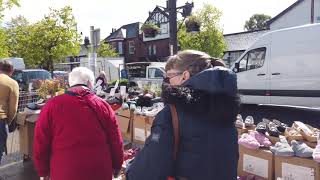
[33,67,123,180]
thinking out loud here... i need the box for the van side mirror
[233,63,240,73]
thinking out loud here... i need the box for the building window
[129,41,135,54]
[148,46,152,56]
[160,23,168,34]
[118,42,123,55]
[153,45,157,55]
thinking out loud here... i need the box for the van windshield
[23,71,52,82]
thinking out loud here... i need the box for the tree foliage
[244,14,271,31]
[0,0,19,57]
[0,28,9,57]
[0,0,20,20]
[178,4,226,58]
[97,42,118,57]
[5,6,81,72]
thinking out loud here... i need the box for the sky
[3,0,297,39]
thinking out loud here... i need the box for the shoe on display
[235,115,244,129]
[238,133,260,150]
[134,106,142,115]
[291,140,314,158]
[270,137,294,157]
[256,122,267,134]
[244,116,255,127]
[312,133,320,162]
[272,119,288,133]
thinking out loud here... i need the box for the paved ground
[0,105,319,180]
[0,161,38,180]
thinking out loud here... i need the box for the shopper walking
[33,67,123,180]
[126,50,240,180]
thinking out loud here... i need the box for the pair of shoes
[270,136,294,157]
[238,133,260,149]
[270,136,314,157]
[238,131,271,149]
[258,119,282,137]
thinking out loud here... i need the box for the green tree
[0,0,20,20]
[178,4,226,58]
[16,6,81,71]
[5,15,30,57]
[244,14,271,31]
[97,42,118,57]
[0,0,20,57]
[0,28,9,57]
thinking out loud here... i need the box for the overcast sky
[3,0,297,39]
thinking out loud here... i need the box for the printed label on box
[134,128,146,142]
[282,163,315,180]
[243,154,268,178]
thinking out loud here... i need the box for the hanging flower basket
[141,22,160,38]
[185,16,201,33]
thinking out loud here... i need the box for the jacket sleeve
[33,102,53,177]
[8,81,19,124]
[126,106,174,180]
[103,100,124,171]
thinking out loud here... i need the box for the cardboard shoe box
[116,109,131,118]
[145,116,155,137]
[133,115,147,145]
[238,145,274,180]
[275,156,320,180]
[116,115,132,141]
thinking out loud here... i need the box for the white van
[232,24,320,109]
[0,57,25,70]
[126,62,166,87]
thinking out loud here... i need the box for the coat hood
[161,67,240,125]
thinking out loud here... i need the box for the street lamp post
[167,0,194,55]
[169,0,178,55]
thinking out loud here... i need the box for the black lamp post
[168,0,194,55]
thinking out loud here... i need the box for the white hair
[69,67,95,88]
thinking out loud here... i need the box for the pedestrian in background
[126,50,239,180]
[95,71,108,91]
[0,60,19,163]
[33,67,123,180]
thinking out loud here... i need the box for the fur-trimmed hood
[161,67,240,125]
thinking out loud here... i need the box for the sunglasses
[163,72,183,83]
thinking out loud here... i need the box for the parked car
[53,71,68,78]
[12,69,52,91]
[232,23,320,109]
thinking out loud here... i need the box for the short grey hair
[69,67,95,87]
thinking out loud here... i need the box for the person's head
[0,60,14,76]
[164,50,225,86]
[68,67,95,89]
[99,71,107,80]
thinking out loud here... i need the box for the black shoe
[272,119,288,133]
[267,122,280,137]
[256,122,267,134]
